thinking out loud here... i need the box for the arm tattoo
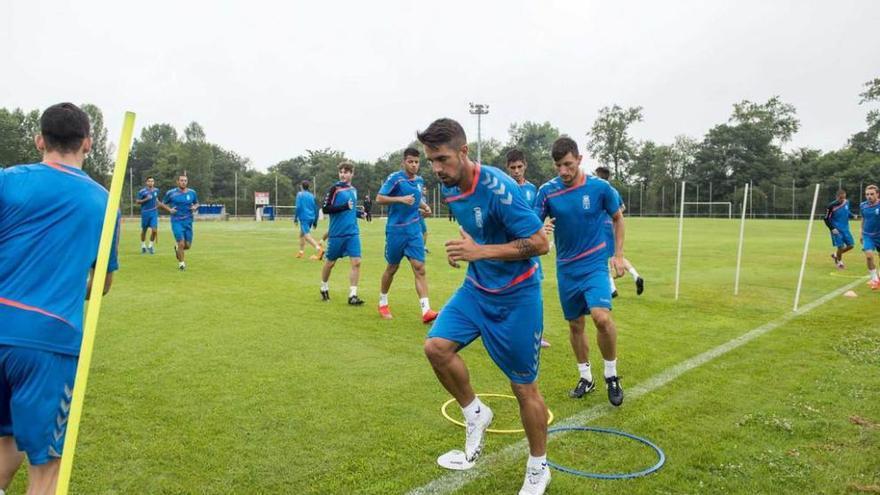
[514,238,538,258]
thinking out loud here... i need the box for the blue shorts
[831,229,854,248]
[420,217,427,234]
[863,234,880,252]
[558,266,613,321]
[385,230,425,265]
[298,217,315,235]
[327,235,361,261]
[0,346,77,465]
[428,284,544,384]
[141,213,158,231]
[171,220,194,243]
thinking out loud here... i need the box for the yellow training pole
[56,112,136,495]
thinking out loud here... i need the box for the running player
[161,175,199,271]
[136,176,160,254]
[506,149,550,348]
[294,180,323,260]
[375,148,437,322]
[825,189,855,269]
[594,166,644,295]
[534,137,625,407]
[419,118,552,495]
[320,161,366,305]
[0,103,119,495]
[860,185,880,289]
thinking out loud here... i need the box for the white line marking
[406,277,867,495]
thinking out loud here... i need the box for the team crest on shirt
[473,207,483,228]
[582,195,591,210]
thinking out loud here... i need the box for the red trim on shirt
[43,161,85,178]
[0,297,74,329]
[446,162,482,203]
[465,262,539,294]
[557,242,608,263]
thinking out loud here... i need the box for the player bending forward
[419,118,552,495]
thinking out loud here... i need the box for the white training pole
[674,181,686,300]
[734,183,749,295]
[793,184,821,311]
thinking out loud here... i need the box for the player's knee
[424,339,452,364]
[592,311,612,330]
[386,264,400,275]
[567,318,585,334]
[351,258,362,268]
[412,262,425,276]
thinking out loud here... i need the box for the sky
[2,0,878,169]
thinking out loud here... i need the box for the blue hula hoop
[546,426,665,479]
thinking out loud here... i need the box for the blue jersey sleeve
[162,190,173,205]
[191,190,199,205]
[602,182,620,217]
[378,173,398,196]
[494,175,543,239]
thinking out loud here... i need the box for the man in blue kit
[534,137,626,407]
[295,180,323,260]
[375,148,437,322]
[505,149,551,349]
[824,189,855,269]
[0,102,119,495]
[860,185,880,289]
[161,175,199,271]
[320,161,367,305]
[136,176,160,254]
[418,118,552,495]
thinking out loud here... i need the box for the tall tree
[505,121,560,183]
[730,96,799,143]
[81,103,114,185]
[586,105,643,178]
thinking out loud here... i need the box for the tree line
[1,77,877,216]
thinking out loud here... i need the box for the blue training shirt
[518,181,538,207]
[0,162,119,356]
[322,181,360,238]
[535,173,620,275]
[378,170,424,233]
[295,191,317,222]
[138,186,160,217]
[443,163,544,295]
[163,188,198,222]
[861,200,880,238]
[824,199,852,232]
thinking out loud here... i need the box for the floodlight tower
[469,102,489,164]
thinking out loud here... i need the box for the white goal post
[681,201,733,219]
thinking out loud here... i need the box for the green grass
[13,216,877,494]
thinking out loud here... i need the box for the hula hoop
[546,426,665,479]
[828,271,866,279]
[441,393,554,434]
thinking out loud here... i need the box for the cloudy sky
[2,0,877,169]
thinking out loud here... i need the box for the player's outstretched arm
[446,227,549,263]
[375,193,414,205]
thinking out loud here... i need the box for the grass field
[15,216,878,494]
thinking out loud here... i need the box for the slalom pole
[734,183,749,295]
[793,184,821,311]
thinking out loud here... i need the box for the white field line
[406,277,867,495]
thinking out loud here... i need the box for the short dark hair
[301,180,311,190]
[40,102,90,154]
[146,176,154,181]
[403,147,420,159]
[836,189,846,196]
[416,118,467,150]
[551,137,579,162]
[594,167,611,180]
[506,149,526,165]
[338,161,354,172]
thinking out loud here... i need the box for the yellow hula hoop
[441,393,555,434]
